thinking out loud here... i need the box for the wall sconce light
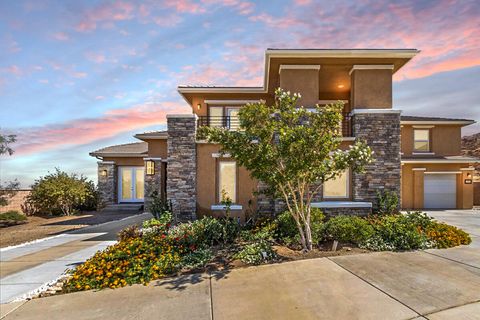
[197,103,202,110]
[467,173,472,178]
[146,160,155,175]
[100,169,107,177]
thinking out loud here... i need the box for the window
[208,106,240,130]
[218,161,236,203]
[323,170,349,198]
[414,129,430,152]
[209,106,223,128]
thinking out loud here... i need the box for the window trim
[216,160,238,204]
[413,129,431,152]
[323,169,351,200]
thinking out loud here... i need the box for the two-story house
[90,49,478,221]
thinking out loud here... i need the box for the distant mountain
[462,132,480,180]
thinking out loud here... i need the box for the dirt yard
[0,211,142,248]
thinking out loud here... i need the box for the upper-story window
[413,129,430,152]
[208,106,240,130]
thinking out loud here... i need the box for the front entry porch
[118,166,144,203]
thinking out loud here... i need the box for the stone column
[351,110,401,210]
[144,158,164,211]
[97,161,116,208]
[167,114,197,222]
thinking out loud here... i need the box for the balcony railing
[197,116,240,130]
[198,112,352,137]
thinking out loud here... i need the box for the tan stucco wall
[146,139,167,158]
[103,157,144,166]
[279,69,319,106]
[401,163,474,209]
[196,143,257,222]
[350,69,392,108]
[401,125,461,156]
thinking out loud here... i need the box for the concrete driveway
[0,213,150,304]
[1,210,479,319]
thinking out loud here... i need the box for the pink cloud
[294,0,311,5]
[2,65,22,76]
[249,0,480,80]
[164,0,205,14]
[75,1,135,32]
[52,32,69,41]
[85,51,106,64]
[13,102,188,156]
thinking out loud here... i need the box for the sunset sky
[0,0,479,187]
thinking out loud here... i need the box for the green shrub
[233,240,277,265]
[375,190,399,215]
[426,222,471,248]
[365,214,431,251]
[240,222,276,242]
[25,169,97,216]
[117,225,142,241]
[324,215,374,245]
[0,210,27,222]
[275,208,324,245]
[180,248,213,269]
[147,191,172,221]
[169,216,240,249]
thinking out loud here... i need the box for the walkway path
[0,213,150,304]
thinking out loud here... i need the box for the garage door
[424,174,457,209]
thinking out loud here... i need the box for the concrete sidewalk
[2,249,479,320]
[0,213,149,304]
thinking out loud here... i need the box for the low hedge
[325,212,471,251]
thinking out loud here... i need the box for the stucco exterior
[401,163,474,209]
[90,48,478,218]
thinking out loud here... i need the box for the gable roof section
[134,130,168,140]
[89,142,148,158]
[401,115,475,126]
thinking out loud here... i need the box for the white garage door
[424,174,457,209]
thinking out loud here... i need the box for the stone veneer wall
[144,159,164,211]
[351,111,401,210]
[97,161,116,207]
[167,115,197,222]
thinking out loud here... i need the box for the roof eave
[401,120,475,126]
[89,152,147,158]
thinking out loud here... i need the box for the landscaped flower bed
[64,210,471,293]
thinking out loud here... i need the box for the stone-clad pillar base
[97,161,116,208]
[144,158,164,211]
[167,114,197,222]
[351,110,401,211]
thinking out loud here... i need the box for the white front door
[118,167,144,203]
[424,174,457,209]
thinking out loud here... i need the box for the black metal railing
[197,116,240,130]
[197,113,352,136]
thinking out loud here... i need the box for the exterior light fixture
[467,172,472,178]
[337,84,344,89]
[100,169,107,177]
[197,103,202,110]
[146,160,155,175]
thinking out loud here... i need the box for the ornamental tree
[198,88,374,251]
